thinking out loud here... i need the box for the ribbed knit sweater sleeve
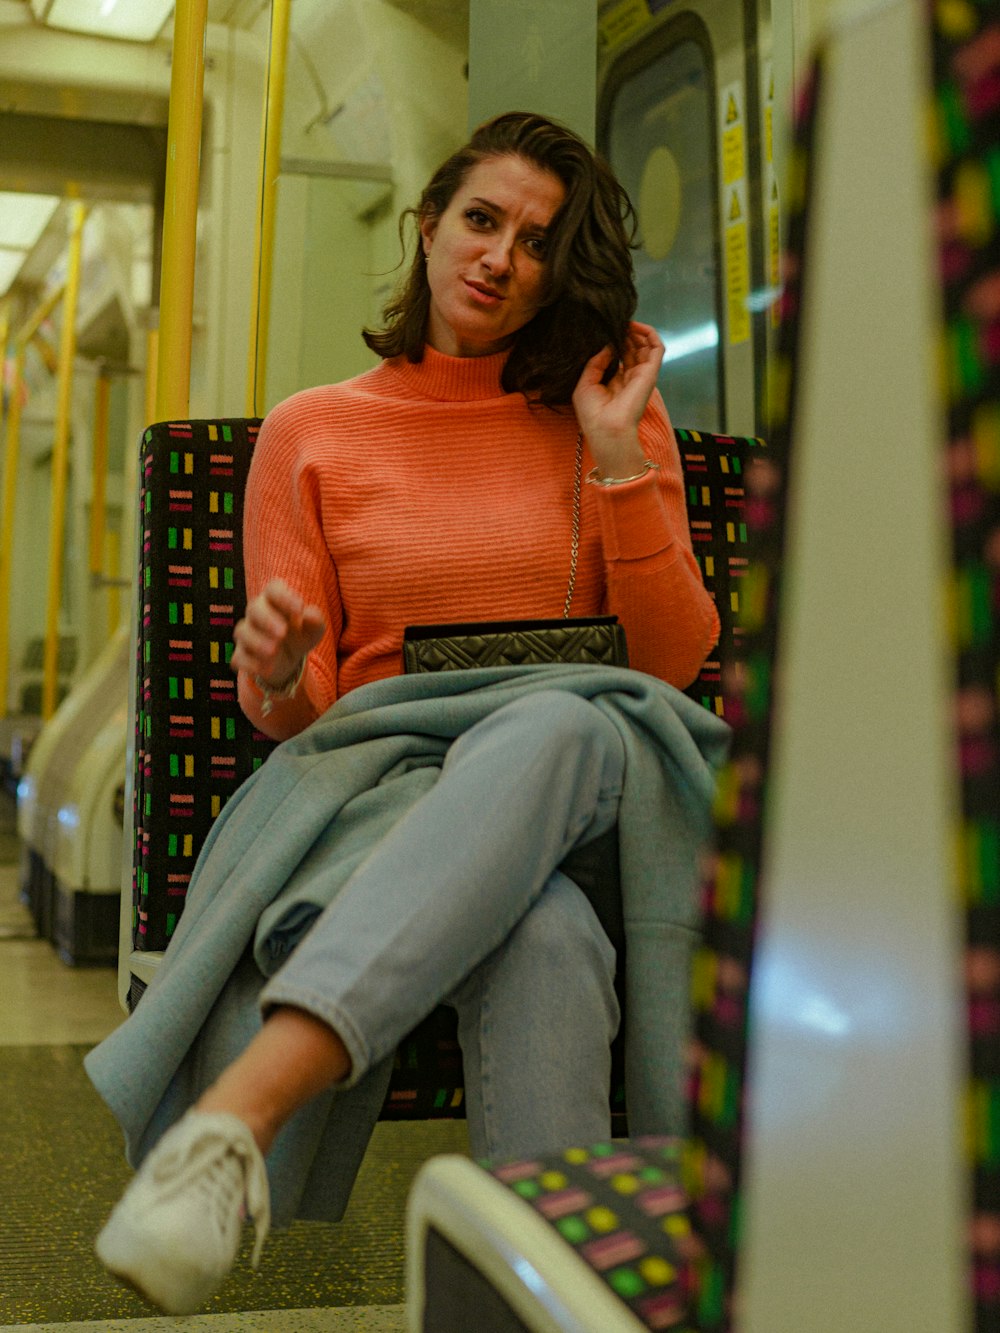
[595,390,720,683]
[237,394,344,738]
[237,349,719,739]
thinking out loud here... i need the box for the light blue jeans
[259,690,626,1161]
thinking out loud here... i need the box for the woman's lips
[465,280,504,306]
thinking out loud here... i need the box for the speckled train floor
[2,1314,408,1331]
[0,788,468,1330]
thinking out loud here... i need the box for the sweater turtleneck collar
[387,344,511,402]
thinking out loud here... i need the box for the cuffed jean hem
[257,986,372,1091]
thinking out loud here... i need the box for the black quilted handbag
[402,615,627,671]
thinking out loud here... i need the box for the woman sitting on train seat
[86,110,728,1316]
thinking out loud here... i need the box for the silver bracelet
[254,657,307,717]
[585,459,662,487]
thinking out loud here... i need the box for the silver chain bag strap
[402,432,628,673]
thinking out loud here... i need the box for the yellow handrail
[0,297,10,533]
[89,367,112,576]
[106,528,121,638]
[0,282,66,720]
[88,366,124,638]
[0,299,9,415]
[246,0,291,416]
[0,298,10,718]
[155,0,209,422]
[42,202,86,720]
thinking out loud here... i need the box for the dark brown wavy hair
[362,111,638,407]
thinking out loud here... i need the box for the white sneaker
[95,1110,271,1315]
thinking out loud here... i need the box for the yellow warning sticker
[722,125,744,186]
[720,83,749,345]
[725,185,750,346]
[763,62,775,165]
[598,0,650,51]
[720,82,745,186]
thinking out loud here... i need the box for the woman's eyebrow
[467,196,553,233]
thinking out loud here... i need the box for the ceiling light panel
[31,0,175,42]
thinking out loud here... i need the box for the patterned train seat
[130,418,763,1124]
[406,1136,698,1331]
[133,420,270,955]
[675,428,765,721]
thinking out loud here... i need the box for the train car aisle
[0,1316,406,1332]
[0,781,460,1331]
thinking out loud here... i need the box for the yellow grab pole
[0,349,26,719]
[89,368,122,639]
[106,529,121,636]
[155,0,209,422]
[0,345,26,722]
[15,285,67,347]
[88,368,111,576]
[245,0,291,416]
[0,297,10,717]
[0,299,8,434]
[42,203,86,721]
[0,283,66,719]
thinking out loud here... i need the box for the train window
[601,36,723,432]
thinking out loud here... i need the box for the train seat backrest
[132,417,762,953]
[130,417,763,1118]
[133,419,271,957]
[674,427,765,719]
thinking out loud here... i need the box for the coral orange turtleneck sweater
[238,346,719,739]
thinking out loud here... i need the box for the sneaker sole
[96,1210,226,1316]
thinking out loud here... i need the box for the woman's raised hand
[571,321,665,479]
[231,579,326,688]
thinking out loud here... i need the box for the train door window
[601,35,722,433]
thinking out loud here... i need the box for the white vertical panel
[739,2,971,1329]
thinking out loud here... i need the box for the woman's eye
[525,236,547,258]
[465,209,492,227]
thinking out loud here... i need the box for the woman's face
[419,153,566,358]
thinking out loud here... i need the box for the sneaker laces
[150,1117,272,1268]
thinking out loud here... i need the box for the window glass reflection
[604,38,722,432]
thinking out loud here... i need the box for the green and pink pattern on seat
[490,1137,701,1332]
[932,4,1000,1325]
[133,418,270,956]
[676,428,766,724]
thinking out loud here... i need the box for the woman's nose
[482,233,514,277]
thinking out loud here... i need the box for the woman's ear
[418,210,437,257]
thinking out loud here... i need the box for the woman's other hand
[231,579,327,687]
[571,320,665,479]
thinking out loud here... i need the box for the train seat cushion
[408,1135,699,1329]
